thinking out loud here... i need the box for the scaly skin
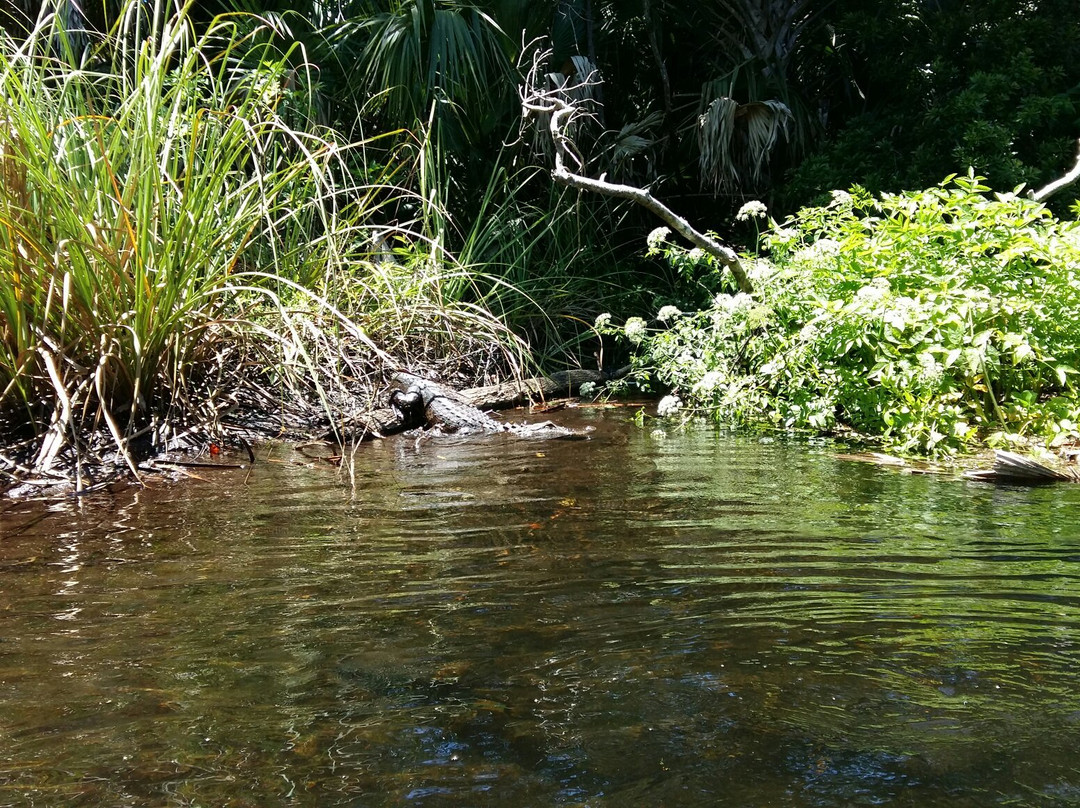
[389,372,586,439]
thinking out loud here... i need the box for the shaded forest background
[5,0,1078,232]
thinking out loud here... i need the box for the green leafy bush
[611,173,1080,454]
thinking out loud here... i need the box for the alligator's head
[390,372,453,407]
[389,386,425,428]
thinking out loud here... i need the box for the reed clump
[0,0,522,493]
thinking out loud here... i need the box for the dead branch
[1029,138,1080,203]
[964,450,1078,485]
[519,48,754,294]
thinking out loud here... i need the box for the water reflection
[2,409,1080,806]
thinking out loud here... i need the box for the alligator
[388,372,588,440]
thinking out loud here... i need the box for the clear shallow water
[2,407,1080,807]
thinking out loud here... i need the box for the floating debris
[834,452,909,467]
[965,451,1079,486]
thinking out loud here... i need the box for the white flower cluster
[916,351,945,387]
[736,200,768,221]
[855,277,891,305]
[647,227,672,250]
[657,305,682,322]
[746,258,776,283]
[713,292,755,314]
[693,370,725,394]
[594,312,612,329]
[883,295,921,331]
[656,394,682,417]
[579,381,597,397]
[793,238,841,264]
[830,189,854,206]
[624,316,648,344]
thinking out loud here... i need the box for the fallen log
[460,366,630,409]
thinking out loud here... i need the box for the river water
[2,407,1080,807]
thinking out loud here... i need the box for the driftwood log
[460,367,629,409]
[965,450,1079,485]
[335,366,629,442]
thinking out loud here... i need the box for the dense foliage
[2,0,1080,484]
[611,175,1080,455]
[783,0,1080,212]
[0,3,521,480]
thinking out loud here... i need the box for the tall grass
[0,2,313,476]
[0,0,523,485]
[443,141,643,367]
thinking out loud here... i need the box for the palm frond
[698,96,738,192]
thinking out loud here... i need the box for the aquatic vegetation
[613,173,1080,454]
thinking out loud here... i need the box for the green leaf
[1055,365,1078,387]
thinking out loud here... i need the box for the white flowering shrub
[616,173,1080,455]
[646,227,672,253]
[623,316,648,345]
[656,394,682,417]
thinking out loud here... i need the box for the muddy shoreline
[1,369,619,498]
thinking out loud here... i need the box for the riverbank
[1,363,623,497]
[5,7,1079,496]
[0,7,526,495]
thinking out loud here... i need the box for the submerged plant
[618,173,1080,454]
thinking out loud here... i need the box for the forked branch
[519,49,754,294]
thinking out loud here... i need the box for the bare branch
[519,47,754,294]
[1029,139,1080,203]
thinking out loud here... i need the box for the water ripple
[3,413,1080,805]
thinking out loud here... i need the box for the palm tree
[690,0,833,196]
[343,0,516,148]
